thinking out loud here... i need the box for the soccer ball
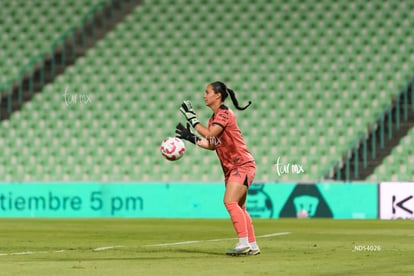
[160,137,186,161]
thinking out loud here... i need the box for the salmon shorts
[225,162,256,188]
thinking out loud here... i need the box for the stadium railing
[0,0,130,118]
[324,77,414,181]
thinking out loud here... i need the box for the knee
[224,199,234,205]
[224,201,244,210]
[224,201,237,211]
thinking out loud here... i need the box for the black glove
[176,122,200,145]
[179,100,200,128]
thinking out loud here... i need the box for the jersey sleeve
[212,108,229,129]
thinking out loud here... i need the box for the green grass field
[0,218,413,275]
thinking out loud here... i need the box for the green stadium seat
[1,0,413,182]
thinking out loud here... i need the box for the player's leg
[237,165,261,255]
[224,181,251,255]
[239,193,260,255]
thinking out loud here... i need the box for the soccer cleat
[248,248,261,255]
[226,243,252,256]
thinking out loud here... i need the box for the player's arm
[195,123,223,141]
[179,100,224,150]
[176,122,218,150]
[195,137,215,150]
[194,123,223,150]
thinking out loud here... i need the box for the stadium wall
[0,182,412,219]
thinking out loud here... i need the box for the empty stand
[0,0,413,181]
[367,128,414,181]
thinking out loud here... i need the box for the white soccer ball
[160,137,186,161]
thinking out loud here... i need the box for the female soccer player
[176,81,260,256]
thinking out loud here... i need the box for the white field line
[144,232,291,247]
[10,251,34,255]
[93,246,125,251]
[144,240,201,247]
[259,232,291,238]
[0,250,64,257]
[0,232,290,256]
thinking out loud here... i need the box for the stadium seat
[367,128,414,180]
[1,0,413,182]
[0,0,108,87]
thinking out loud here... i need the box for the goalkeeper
[176,81,260,256]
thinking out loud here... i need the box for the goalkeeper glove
[176,122,200,145]
[180,100,200,128]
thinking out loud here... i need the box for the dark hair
[210,81,252,110]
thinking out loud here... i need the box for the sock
[249,241,258,250]
[242,207,257,244]
[225,202,248,241]
[239,237,249,246]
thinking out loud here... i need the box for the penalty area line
[144,232,290,247]
[259,232,290,238]
[0,250,65,257]
[93,246,126,251]
[144,240,201,247]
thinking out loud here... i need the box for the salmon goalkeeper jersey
[208,105,255,175]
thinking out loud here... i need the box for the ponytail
[227,88,252,110]
[210,81,252,111]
